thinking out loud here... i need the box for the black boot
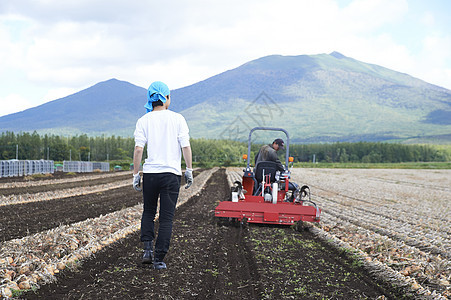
[153,253,167,270]
[153,261,167,270]
[142,241,153,264]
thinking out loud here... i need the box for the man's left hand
[184,168,193,189]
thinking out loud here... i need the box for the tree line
[0,131,134,162]
[0,131,449,164]
[289,142,449,163]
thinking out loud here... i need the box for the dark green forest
[0,132,134,162]
[0,131,449,165]
[289,142,449,163]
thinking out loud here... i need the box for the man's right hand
[133,173,142,191]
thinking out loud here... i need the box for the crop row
[0,171,130,189]
[0,168,216,298]
[0,179,130,206]
[226,168,450,299]
[291,168,450,299]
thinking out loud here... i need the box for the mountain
[1,52,450,143]
[0,79,146,136]
[172,52,451,143]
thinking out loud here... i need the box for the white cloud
[421,11,435,27]
[416,33,451,88]
[342,0,408,32]
[0,16,28,72]
[43,87,78,102]
[0,94,34,116]
[422,33,451,60]
[0,0,450,118]
[345,33,415,71]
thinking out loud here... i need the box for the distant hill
[0,79,146,136]
[1,52,450,143]
[172,52,451,143]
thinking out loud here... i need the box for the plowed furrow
[317,195,450,257]
[0,186,141,242]
[0,173,131,196]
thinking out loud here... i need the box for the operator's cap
[273,138,284,149]
[144,81,170,112]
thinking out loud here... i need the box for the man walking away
[132,81,193,270]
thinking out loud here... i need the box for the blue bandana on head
[144,81,170,112]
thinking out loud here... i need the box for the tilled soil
[0,171,122,184]
[0,172,69,184]
[21,169,412,299]
[0,186,141,242]
[0,173,130,196]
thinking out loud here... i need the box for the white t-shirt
[134,110,190,175]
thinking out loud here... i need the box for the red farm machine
[215,127,321,226]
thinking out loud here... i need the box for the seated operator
[254,138,301,201]
[254,138,285,172]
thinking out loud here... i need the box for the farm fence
[63,161,93,173]
[0,160,54,178]
[92,162,110,172]
[62,161,109,173]
[0,160,111,177]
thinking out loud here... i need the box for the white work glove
[133,173,142,191]
[184,168,193,189]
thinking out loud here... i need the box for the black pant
[141,172,181,261]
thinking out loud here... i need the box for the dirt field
[0,173,131,196]
[1,168,449,299]
[289,168,451,298]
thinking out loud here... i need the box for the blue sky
[0,0,450,117]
